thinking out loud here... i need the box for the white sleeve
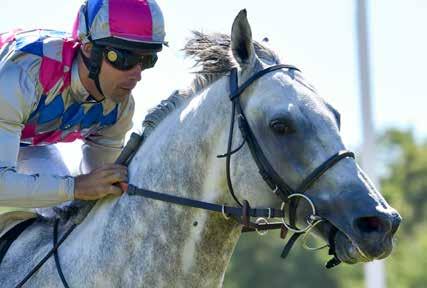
[0,61,74,208]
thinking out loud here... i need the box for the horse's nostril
[355,217,385,234]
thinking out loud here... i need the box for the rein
[16,64,354,287]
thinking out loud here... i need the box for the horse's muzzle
[334,210,401,263]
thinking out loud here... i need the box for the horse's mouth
[333,230,372,264]
[330,226,394,264]
[312,219,393,264]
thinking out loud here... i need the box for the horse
[0,10,401,287]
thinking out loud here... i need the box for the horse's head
[229,10,401,264]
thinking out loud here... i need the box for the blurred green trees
[224,129,426,288]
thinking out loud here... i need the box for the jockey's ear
[231,9,256,69]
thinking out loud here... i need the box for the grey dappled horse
[0,10,400,287]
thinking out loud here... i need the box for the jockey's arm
[75,96,134,200]
[0,61,75,208]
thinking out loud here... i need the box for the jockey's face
[80,43,144,103]
[99,53,143,103]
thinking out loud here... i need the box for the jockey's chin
[108,88,132,104]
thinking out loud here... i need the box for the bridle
[15,64,355,287]
[127,64,355,266]
[222,64,355,266]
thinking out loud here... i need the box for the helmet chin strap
[80,45,105,100]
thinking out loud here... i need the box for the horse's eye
[270,119,296,134]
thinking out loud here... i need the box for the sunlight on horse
[0,10,400,287]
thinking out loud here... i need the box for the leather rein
[16,64,354,287]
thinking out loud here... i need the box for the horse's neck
[89,77,243,286]
[130,76,232,196]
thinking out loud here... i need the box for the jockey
[0,0,166,210]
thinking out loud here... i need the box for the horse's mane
[180,31,281,99]
[49,31,281,223]
[143,31,281,132]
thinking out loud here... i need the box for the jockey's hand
[74,164,128,200]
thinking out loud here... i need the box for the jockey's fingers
[91,164,127,177]
[92,165,127,177]
[107,184,124,196]
[101,170,128,183]
[98,163,128,170]
[98,166,127,175]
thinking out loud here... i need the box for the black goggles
[103,47,158,71]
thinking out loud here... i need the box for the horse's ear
[231,9,256,68]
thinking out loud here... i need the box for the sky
[1,0,426,171]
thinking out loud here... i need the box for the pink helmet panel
[109,0,153,42]
[72,0,165,45]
